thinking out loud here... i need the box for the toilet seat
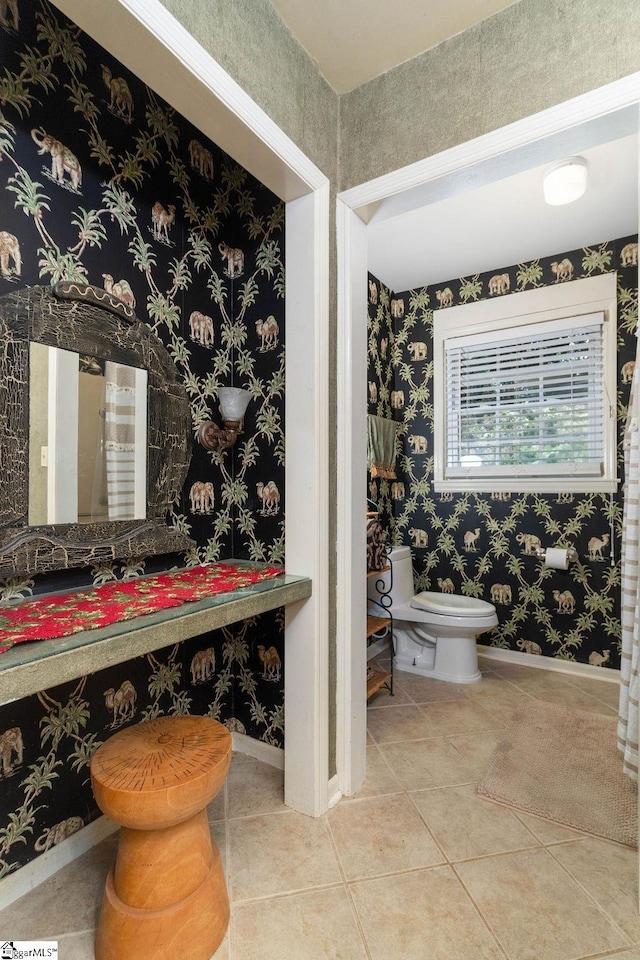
[410,591,495,617]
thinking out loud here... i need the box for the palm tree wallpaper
[368,237,638,670]
[0,0,286,875]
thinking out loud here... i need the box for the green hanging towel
[367,414,399,479]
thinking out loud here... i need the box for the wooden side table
[91,715,232,960]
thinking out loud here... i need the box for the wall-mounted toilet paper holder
[535,546,578,567]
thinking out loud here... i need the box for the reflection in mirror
[28,343,147,526]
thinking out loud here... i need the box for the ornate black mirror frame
[0,282,195,578]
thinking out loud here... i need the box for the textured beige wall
[339,0,640,190]
[158,0,338,183]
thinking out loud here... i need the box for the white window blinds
[444,312,606,479]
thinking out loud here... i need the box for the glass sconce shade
[196,386,252,451]
[217,387,252,424]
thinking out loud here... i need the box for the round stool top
[91,715,232,830]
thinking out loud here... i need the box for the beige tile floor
[1,658,639,960]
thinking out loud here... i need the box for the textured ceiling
[268,0,522,93]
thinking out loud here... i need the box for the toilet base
[393,624,483,684]
[394,652,481,684]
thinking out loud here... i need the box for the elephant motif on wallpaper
[0,0,19,30]
[257,480,280,515]
[390,390,404,409]
[31,127,82,191]
[35,816,84,852]
[555,492,574,504]
[516,532,541,555]
[622,360,636,384]
[488,273,510,296]
[589,649,610,667]
[102,273,136,308]
[369,479,377,501]
[391,481,405,500]
[188,138,214,180]
[409,528,428,548]
[189,310,214,347]
[491,583,512,605]
[621,242,638,267]
[390,298,404,318]
[0,725,23,777]
[490,492,511,501]
[516,639,542,655]
[151,201,176,243]
[0,231,21,278]
[104,679,137,726]
[407,434,427,454]
[255,315,279,351]
[368,279,378,303]
[435,287,453,308]
[191,647,216,684]
[219,242,245,278]
[407,341,427,361]
[101,64,134,122]
[437,577,454,594]
[551,258,574,283]
[189,480,214,515]
[368,381,378,404]
[587,534,609,561]
[380,338,388,359]
[552,590,575,614]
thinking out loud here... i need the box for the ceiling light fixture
[542,157,588,206]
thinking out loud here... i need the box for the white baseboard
[327,774,342,809]
[232,732,284,769]
[477,645,621,684]
[0,814,118,911]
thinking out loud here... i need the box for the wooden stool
[90,715,232,960]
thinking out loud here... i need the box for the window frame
[433,272,618,494]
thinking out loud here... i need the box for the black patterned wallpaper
[0,0,286,876]
[368,237,638,669]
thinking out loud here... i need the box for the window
[433,273,618,493]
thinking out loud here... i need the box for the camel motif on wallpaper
[104,680,137,727]
[101,64,134,122]
[102,273,136,308]
[150,201,176,244]
[0,726,23,777]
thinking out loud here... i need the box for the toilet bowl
[368,546,497,684]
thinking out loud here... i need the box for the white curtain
[618,355,640,781]
[105,361,137,521]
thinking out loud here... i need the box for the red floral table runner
[0,563,283,654]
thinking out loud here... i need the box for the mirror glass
[28,343,147,526]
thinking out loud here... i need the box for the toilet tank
[367,545,416,607]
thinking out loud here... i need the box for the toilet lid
[410,591,495,617]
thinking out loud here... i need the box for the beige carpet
[478,698,638,848]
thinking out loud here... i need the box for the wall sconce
[542,157,588,206]
[196,387,252,451]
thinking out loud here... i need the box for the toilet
[369,546,497,684]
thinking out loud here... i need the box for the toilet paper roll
[544,547,570,570]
